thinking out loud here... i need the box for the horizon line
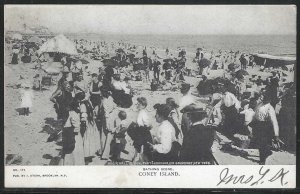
[61,32,297,36]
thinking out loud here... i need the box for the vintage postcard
[4,5,296,188]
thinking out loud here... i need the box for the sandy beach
[4,38,296,165]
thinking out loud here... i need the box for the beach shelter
[12,33,23,40]
[38,34,78,56]
[252,53,296,67]
[28,36,43,45]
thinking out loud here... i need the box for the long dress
[20,89,34,108]
[180,123,215,163]
[63,111,85,165]
[250,102,279,163]
[11,49,19,64]
[80,103,101,158]
[90,81,102,108]
[101,96,118,159]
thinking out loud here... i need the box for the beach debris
[6,154,23,165]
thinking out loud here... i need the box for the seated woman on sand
[148,104,180,162]
[111,74,133,108]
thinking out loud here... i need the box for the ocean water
[69,34,296,56]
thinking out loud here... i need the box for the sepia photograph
[4,5,296,169]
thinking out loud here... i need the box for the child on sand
[111,110,130,162]
[19,82,34,116]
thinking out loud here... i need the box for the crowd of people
[10,36,296,165]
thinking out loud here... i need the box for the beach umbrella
[127,53,135,59]
[228,63,238,71]
[69,56,90,64]
[115,48,125,53]
[163,58,175,63]
[102,58,118,67]
[133,63,146,71]
[235,73,244,80]
[28,36,43,45]
[235,69,249,76]
[198,58,211,68]
[38,34,78,56]
[12,33,23,40]
[119,60,130,67]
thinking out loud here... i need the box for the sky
[4,5,297,35]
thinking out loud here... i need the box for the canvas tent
[38,34,78,56]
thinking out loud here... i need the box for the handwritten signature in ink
[217,166,289,186]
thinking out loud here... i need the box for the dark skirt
[180,124,215,163]
[250,120,274,161]
[62,127,76,155]
[11,53,18,64]
[278,106,296,151]
[250,120,274,147]
[153,141,181,163]
[90,94,101,108]
[127,123,153,160]
[222,105,241,137]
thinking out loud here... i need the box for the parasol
[28,36,43,45]
[12,33,23,40]
[163,58,175,63]
[235,69,249,76]
[133,63,146,71]
[115,48,125,53]
[198,58,211,68]
[69,56,90,64]
[38,34,78,56]
[119,60,130,67]
[102,58,118,67]
[127,53,135,59]
[228,63,239,71]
